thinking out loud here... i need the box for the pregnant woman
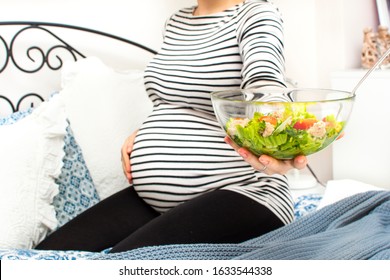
[36,0,307,253]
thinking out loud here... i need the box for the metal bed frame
[0,21,157,112]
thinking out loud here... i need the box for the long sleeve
[237,2,286,89]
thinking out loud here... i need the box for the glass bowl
[211,88,355,159]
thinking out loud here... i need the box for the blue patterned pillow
[0,108,33,124]
[294,194,323,219]
[53,124,100,227]
[0,109,100,228]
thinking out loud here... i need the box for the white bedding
[0,95,67,249]
[317,179,385,209]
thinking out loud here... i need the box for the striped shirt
[130,0,294,224]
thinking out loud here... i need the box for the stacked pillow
[0,95,68,249]
[0,57,153,249]
[60,57,152,199]
[0,106,100,230]
[53,124,100,227]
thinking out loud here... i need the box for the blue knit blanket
[91,190,390,260]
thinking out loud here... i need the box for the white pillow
[0,94,67,249]
[60,57,153,199]
[317,179,384,210]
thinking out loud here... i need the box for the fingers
[224,136,269,172]
[121,134,136,184]
[293,155,307,170]
[121,145,132,183]
[336,131,345,140]
[258,154,294,175]
[261,154,307,175]
[238,147,269,172]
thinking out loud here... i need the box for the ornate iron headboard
[0,21,157,113]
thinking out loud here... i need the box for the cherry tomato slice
[293,118,317,130]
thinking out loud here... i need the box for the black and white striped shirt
[131,0,294,224]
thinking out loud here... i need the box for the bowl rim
[211,87,356,104]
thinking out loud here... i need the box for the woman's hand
[121,130,139,184]
[224,136,307,175]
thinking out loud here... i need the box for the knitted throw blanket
[91,190,390,260]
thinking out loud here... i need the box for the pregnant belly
[129,106,252,212]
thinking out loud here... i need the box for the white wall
[2,0,196,50]
[274,0,378,88]
[273,0,378,183]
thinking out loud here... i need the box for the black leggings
[35,187,284,253]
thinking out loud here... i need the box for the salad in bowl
[211,88,355,159]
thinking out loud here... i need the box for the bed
[0,21,389,260]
